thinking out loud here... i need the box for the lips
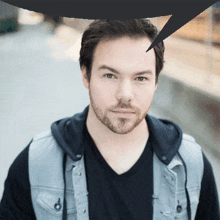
[111,110,136,118]
[112,110,135,114]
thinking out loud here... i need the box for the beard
[89,88,148,135]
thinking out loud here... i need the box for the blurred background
[0,0,220,201]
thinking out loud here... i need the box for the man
[0,19,219,220]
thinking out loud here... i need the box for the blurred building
[63,17,92,33]
[158,2,220,46]
[0,1,19,33]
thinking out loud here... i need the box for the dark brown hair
[79,19,165,83]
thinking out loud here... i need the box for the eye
[104,74,116,79]
[135,77,148,82]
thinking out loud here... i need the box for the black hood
[146,114,182,165]
[51,105,182,165]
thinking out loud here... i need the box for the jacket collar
[51,105,182,165]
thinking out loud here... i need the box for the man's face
[82,36,157,134]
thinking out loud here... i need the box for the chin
[106,118,141,135]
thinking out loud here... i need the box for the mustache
[110,101,137,112]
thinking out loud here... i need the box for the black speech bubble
[2,0,218,52]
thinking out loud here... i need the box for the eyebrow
[98,65,153,76]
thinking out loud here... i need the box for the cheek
[90,81,114,106]
[93,77,116,94]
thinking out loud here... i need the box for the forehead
[92,36,156,73]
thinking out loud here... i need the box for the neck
[86,106,149,174]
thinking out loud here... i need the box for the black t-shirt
[84,128,153,220]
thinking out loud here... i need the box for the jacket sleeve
[0,141,37,220]
[195,152,220,220]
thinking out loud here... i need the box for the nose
[116,79,134,102]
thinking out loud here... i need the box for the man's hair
[79,19,165,83]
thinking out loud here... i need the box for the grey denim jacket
[29,130,203,220]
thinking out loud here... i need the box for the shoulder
[29,130,61,158]
[32,130,54,144]
[6,142,31,183]
[201,153,217,187]
[180,134,217,181]
[29,129,63,164]
[182,133,196,142]
[180,133,203,160]
[179,133,204,182]
[0,142,36,219]
[29,130,64,186]
[195,153,220,219]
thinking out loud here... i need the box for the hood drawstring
[177,152,191,220]
[62,153,68,220]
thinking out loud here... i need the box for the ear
[81,66,89,89]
